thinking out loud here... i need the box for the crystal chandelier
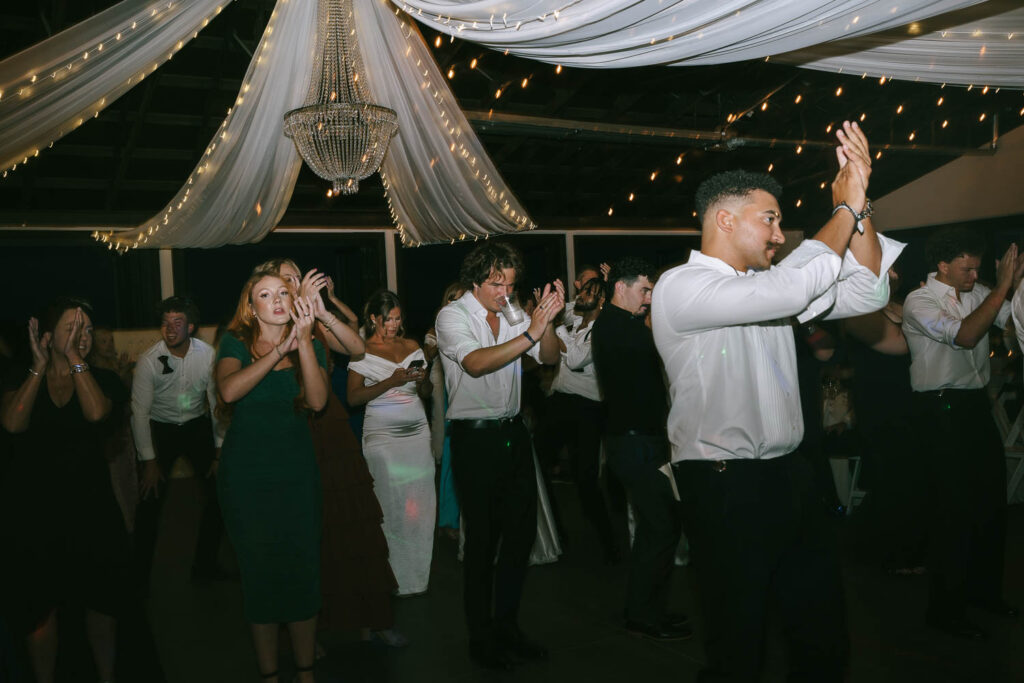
[283,0,398,195]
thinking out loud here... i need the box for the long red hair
[215,272,310,424]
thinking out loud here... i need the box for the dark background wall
[3,216,1023,351]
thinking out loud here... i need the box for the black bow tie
[158,355,174,374]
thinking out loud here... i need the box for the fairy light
[495,88,502,98]
[676,155,683,165]
[434,35,442,47]
[896,104,904,114]
[908,131,916,141]
[470,58,477,68]
[767,163,774,172]
[859,113,866,122]
[628,193,635,202]
[326,189,333,198]
[607,207,614,216]
[794,94,802,104]
[447,68,455,79]
[11,1,228,187]
[979,113,987,121]
[795,145,803,154]
[826,123,833,133]
[649,171,658,181]
[982,86,989,94]
[835,87,843,96]
[937,96,944,106]
[520,77,528,88]
[795,199,802,207]
[820,182,827,189]
[875,150,882,159]
[760,102,768,111]
[555,64,562,74]
[942,119,949,127]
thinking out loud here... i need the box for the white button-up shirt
[131,337,221,461]
[652,235,902,463]
[549,318,601,402]
[436,290,542,419]
[903,273,1011,392]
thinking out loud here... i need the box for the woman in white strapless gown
[348,291,436,596]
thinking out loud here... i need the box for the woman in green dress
[215,272,328,683]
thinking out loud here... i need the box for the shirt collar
[459,289,489,318]
[924,272,958,300]
[688,249,751,276]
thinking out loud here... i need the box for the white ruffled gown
[348,349,436,595]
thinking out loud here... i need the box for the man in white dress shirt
[132,297,225,590]
[903,226,1023,640]
[652,121,901,682]
[435,241,564,671]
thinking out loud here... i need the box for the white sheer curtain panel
[0,0,227,175]
[778,0,1024,87]
[355,0,535,246]
[105,0,318,250]
[389,0,982,69]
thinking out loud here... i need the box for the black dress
[0,367,131,634]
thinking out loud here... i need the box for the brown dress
[311,390,397,630]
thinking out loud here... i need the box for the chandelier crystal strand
[283,0,398,195]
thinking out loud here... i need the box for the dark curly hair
[157,296,200,327]
[606,257,655,293]
[459,241,525,289]
[40,296,94,336]
[924,226,985,269]
[694,170,783,225]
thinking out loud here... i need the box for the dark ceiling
[2,0,1023,235]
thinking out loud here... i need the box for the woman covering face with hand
[0,298,130,683]
[214,273,328,683]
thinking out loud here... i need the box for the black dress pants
[604,432,680,626]
[914,388,1007,619]
[540,392,616,553]
[133,415,223,589]
[674,453,847,683]
[450,417,538,642]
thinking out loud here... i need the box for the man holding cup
[435,241,564,671]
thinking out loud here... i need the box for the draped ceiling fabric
[780,0,1024,88]
[389,0,984,69]
[0,0,228,175]
[108,0,318,250]
[355,0,535,246]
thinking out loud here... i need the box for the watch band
[832,202,865,234]
[70,362,90,374]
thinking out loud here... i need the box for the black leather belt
[451,415,523,430]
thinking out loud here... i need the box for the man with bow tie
[132,296,227,592]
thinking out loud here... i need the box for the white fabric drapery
[778,1,1024,88]
[391,0,1024,87]
[0,0,227,175]
[106,0,317,249]
[355,0,534,246]
[389,0,981,67]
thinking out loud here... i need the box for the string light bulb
[794,94,802,104]
[434,35,442,47]
[470,58,477,69]
[908,131,916,141]
[896,104,904,114]
[760,102,768,111]
[942,119,949,128]
[835,87,842,96]
[979,113,987,121]
[937,96,944,106]
[628,193,635,201]
[555,64,562,74]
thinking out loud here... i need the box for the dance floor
[43,476,1024,682]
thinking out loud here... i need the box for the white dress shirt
[131,337,221,461]
[903,273,1011,392]
[549,318,602,402]
[652,235,902,463]
[435,290,542,419]
[1012,282,1024,355]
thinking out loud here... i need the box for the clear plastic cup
[499,295,525,325]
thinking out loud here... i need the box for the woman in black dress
[0,298,130,683]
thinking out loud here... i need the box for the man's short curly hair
[694,170,783,226]
[459,241,526,289]
[925,226,985,269]
[606,257,655,291]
